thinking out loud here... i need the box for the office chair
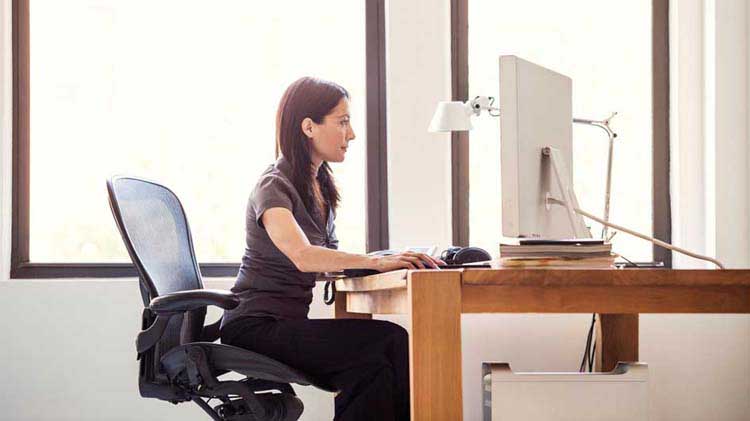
[106,176,336,420]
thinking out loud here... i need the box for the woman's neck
[309,158,323,181]
[310,155,323,175]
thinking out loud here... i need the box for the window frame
[10,0,389,278]
[450,0,672,267]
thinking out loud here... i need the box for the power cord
[579,313,596,372]
[324,281,335,305]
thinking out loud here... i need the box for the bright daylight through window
[468,0,653,262]
[30,0,367,263]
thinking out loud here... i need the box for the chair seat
[161,342,338,393]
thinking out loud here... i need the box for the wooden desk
[333,268,750,421]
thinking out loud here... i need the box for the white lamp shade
[428,101,474,132]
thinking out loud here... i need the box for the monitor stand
[543,146,592,239]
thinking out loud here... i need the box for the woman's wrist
[361,255,379,270]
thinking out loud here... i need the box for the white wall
[671,0,750,270]
[1,1,749,420]
[386,0,453,252]
[670,0,707,269]
[659,1,750,419]
[712,0,750,268]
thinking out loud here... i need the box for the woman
[220,77,443,421]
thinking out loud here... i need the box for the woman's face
[303,97,356,164]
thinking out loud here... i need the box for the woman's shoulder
[250,164,296,200]
[256,164,293,186]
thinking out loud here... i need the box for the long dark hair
[276,77,347,219]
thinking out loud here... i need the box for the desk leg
[333,291,372,319]
[407,271,463,421]
[595,313,639,372]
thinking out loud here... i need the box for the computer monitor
[499,55,590,239]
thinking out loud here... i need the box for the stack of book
[499,238,615,268]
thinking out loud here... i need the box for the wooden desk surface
[462,267,750,287]
[335,268,750,314]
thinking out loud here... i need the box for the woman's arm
[262,207,443,273]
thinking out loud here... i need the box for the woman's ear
[301,118,315,139]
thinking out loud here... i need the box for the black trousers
[221,317,411,421]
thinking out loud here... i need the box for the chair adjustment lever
[136,313,173,354]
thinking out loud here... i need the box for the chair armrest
[136,290,238,354]
[149,289,239,313]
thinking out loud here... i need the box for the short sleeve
[251,175,295,229]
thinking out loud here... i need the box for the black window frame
[11,0,389,278]
[450,0,672,267]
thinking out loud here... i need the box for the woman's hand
[369,252,446,272]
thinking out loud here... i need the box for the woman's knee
[369,320,408,343]
[391,323,408,347]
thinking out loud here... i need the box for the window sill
[9,263,239,279]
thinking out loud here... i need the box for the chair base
[161,344,307,420]
[205,393,303,421]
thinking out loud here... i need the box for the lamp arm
[573,112,619,239]
[472,97,619,136]
[573,112,618,139]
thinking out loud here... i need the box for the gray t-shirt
[222,156,338,327]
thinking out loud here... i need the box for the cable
[544,200,726,269]
[579,313,596,372]
[574,206,725,269]
[323,281,336,305]
[546,197,725,268]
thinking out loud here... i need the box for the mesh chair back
[107,176,206,372]
[107,176,204,300]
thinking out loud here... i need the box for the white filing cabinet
[482,362,649,421]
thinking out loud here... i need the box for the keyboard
[343,263,491,278]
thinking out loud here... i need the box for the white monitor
[499,55,588,239]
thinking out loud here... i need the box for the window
[452,0,668,264]
[11,0,388,277]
